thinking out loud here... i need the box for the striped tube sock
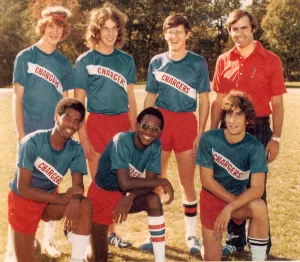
[148,215,165,262]
[183,199,198,240]
[248,236,269,261]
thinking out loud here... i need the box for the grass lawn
[0,89,299,261]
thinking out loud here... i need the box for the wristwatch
[271,137,281,142]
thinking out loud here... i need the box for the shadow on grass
[223,250,293,261]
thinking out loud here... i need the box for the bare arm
[63,91,68,98]
[144,92,157,108]
[200,166,236,203]
[266,95,284,163]
[12,83,25,142]
[210,93,225,129]
[127,84,137,131]
[192,92,210,156]
[17,167,83,205]
[74,88,95,160]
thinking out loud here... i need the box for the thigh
[201,225,222,261]
[90,222,109,262]
[8,190,46,235]
[42,203,67,221]
[13,229,35,262]
[130,192,163,216]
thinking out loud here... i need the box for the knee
[146,193,162,213]
[248,199,268,220]
[80,197,93,219]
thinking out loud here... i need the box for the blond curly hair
[35,6,72,41]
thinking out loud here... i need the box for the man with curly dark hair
[197,91,269,261]
[74,4,137,249]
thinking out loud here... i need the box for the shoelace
[110,235,123,247]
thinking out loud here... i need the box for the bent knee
[80,197,93,217]
[146,193,162,212]
[248,199,268,219]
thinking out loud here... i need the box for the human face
[43,21,64,47]
[98,19,118,50]
[229,15,255,49]
[55,108,82,141]
[135,115,162,149]
[164,25,190,52]
[225,107,247,141]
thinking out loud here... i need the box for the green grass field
[0,89,299,261]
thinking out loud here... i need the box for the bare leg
[201,225,222,261]
[155,150,172,198]
[90,222,109,262]
[88,152,101,183]
[13,229,35,262]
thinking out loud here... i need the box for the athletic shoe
[139,236,153,252]
[222,244,244,255]
[108,233,132,248]
[43,239,61,258]
[187,236,200,255]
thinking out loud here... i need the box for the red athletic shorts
[87,181,123,225]
[8,190,48,234]
[200,189,243,230]
[158,108,197,153]
[86,112,130,154]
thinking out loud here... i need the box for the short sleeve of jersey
[110,136,132,170]
[13,53,28,87]
[197,58,211,94]
[69,144,88,175]
[73,58,88,91]
[250,142,269,174]
[17,137,37,171]
[127,57,137,85]
[196,133,214,169]
[145,141,162,175]
[145,59,158,94]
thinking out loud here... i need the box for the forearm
[198,93,210,135]
[18,185,66,205]
[120,177,169,193]
[271,100,284,137]
[144,93,157,108]
[128,100,137,131]
[203,178,236,203]
[126,188,154,199]
[210,100,222,129]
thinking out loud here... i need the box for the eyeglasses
[165,29,186,35]
[140,123,161,135]
[100,26,118,35]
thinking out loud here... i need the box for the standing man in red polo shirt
[210,9,286,257]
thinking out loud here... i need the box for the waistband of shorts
[89,112,128,118]
[157,107,194,116]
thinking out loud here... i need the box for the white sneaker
[43,240,61,258]
[187,236,201,255]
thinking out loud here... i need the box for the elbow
[118,180,131,193]
[17,184,28,198]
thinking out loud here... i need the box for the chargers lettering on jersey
[212,149,250,180]
[86,65,127,90]
[153,71,196,100]
[27,63,63,95]
[34,157,64,185]
[129,164,145,178]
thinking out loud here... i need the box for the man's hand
[265,139,279,163]
[81,139,96,161]
[192,133,202,157]
[162,179,174,205]
[61,186,83,204]
[113,193,134,224]
[63,198,80,232]
[213,204,233,240]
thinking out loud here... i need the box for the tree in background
[262,0,300,80]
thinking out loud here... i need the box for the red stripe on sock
[148,223,165,230]
[151,236,165,242]
[184,207,197,213]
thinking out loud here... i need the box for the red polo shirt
[212,41,287,116]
